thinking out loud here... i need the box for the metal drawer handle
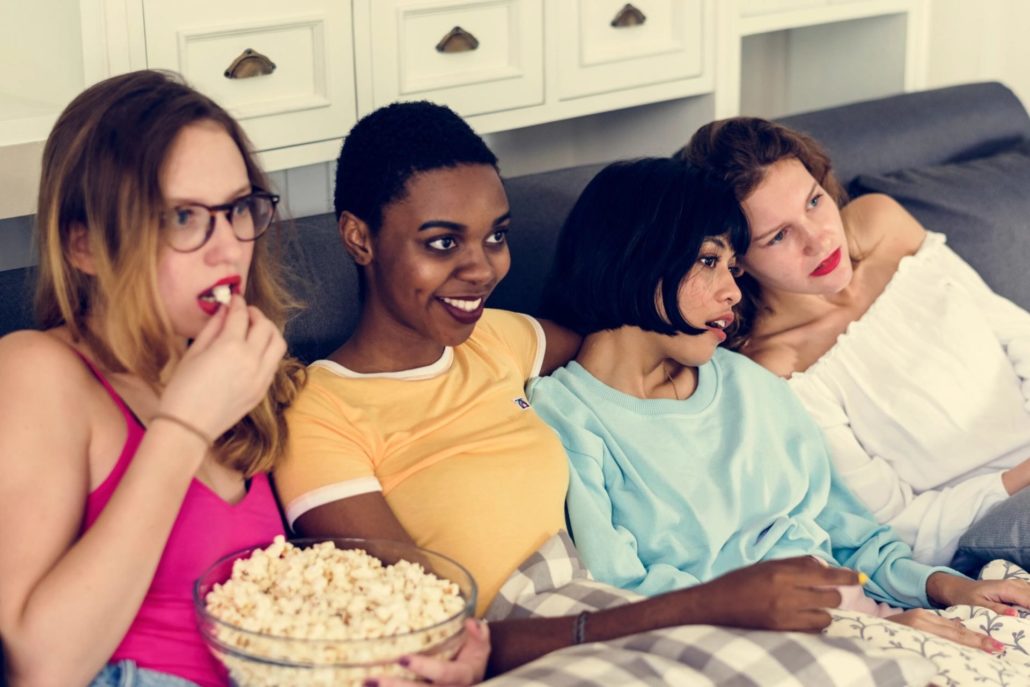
[224,48,277,79]
[611,3,646,27]
[436,26,480,53]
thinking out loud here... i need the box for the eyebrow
[751,181,819,243]
[703,237,728,249]
[418,211,511,232]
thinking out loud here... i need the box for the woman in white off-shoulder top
[678,118,1030,572]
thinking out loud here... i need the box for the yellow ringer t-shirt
[275,309,569,615]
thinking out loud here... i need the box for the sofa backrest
[3,81,1029,363]
[778,81,1030,189]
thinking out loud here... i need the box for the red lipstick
[197,276,242,315]
[810,248,842,277]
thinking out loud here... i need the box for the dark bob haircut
[540,157,749,337]
[333,100,498,231]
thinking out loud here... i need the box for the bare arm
[294,494,861,678]
[0,333,206,685]
[1,299,286,685]
[293,492,415,544]
[537,319,581,375]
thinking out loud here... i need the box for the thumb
[456,618,490,660]
[455,618,490,682]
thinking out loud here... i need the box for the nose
[204,211,245,263]
[802,221,834,256]
[457,245,499,286]
[721,267,742,306]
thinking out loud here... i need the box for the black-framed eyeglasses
[159,191,280,252]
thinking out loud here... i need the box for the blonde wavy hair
[34,70,305,476]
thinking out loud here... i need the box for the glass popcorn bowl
[194,538,477,687]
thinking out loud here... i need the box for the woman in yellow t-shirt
[273,101,867,685]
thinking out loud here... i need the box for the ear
[67,223,97,275]
[339,211,373,266]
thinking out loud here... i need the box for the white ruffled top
[788,231,1030,565]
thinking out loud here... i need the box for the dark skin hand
[295,495,859,677]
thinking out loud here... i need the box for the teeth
[708,319,728,329]
[212,284,232,305]
[441,297,482,313]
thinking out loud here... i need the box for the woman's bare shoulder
[843,193,926,258]
[0,329,95,398]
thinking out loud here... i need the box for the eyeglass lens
[164,194,276,251]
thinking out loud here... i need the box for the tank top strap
[74,348,148,526]
[72,349,145,430]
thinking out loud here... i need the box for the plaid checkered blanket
[483,533,937,686]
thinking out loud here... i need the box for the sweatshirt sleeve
[788,385,961,608]
[795,373,1009,566]
[564,446,705,597]
[817,458,959,608]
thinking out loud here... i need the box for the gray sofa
[3,81,1029,362]
[1,80,1030,685]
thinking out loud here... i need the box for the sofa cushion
[779,81,1030,189]
[852,140,1030,311]
[0,267,34,336]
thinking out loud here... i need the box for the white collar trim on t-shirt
[310,347,454,381]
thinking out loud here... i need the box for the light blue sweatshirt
[527,348,956,608]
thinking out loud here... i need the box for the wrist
[925,571,961,607]
[150,412,214,448]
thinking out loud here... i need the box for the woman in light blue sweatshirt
[528,157,1030,649]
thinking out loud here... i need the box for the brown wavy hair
[675,117,850,351]
[34,69,305,476]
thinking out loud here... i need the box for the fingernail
[991,639,1006,652]
[858,572,869,586]
[1005,607,1019,616]
[398,656,411,667]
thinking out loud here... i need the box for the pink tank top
[79,354,286,687]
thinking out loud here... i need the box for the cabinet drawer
[557,0,704,100]
[142,0,356,153]
[367,0,544,117]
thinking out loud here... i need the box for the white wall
[925,0,1030,108]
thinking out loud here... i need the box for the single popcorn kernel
[202,536,469,687]
[212,284,232,305]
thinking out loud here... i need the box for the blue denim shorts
[89,660,202,687]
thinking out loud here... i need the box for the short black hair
[540,157,749,336]
[333,100,498,230]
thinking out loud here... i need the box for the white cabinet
[0,0,116,218]
[362,0,544,117]
[0,0,929,221]
[142,0,357,158]
[354,0,714,135]
[715,0,928,119]
[556,0,704,100]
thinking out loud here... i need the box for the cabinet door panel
[368,0,544,117]
[557,0,703,100]
[143,0,356,152]
[739,0,827,16]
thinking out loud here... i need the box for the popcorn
[212,284,232,305]
[202,536,469,687]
